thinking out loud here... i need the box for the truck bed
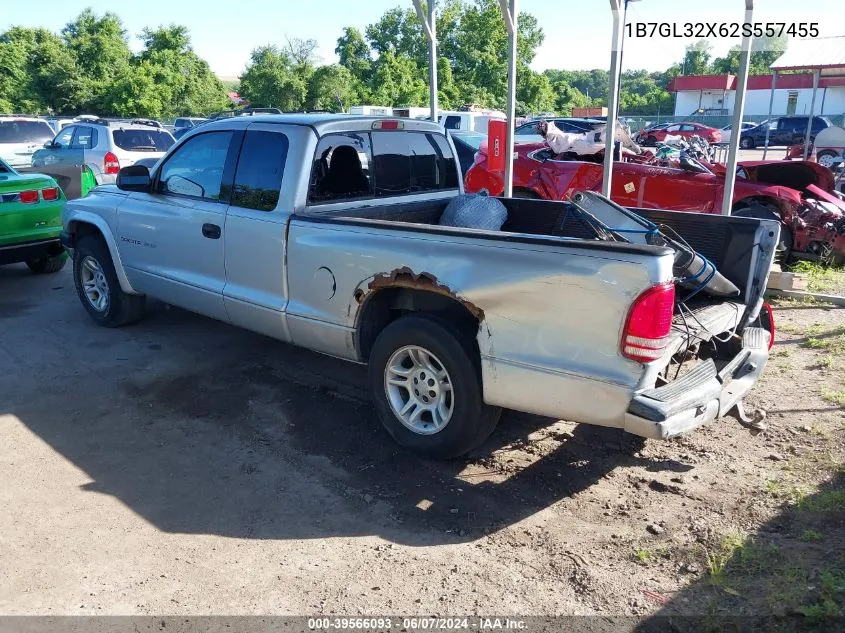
[314,196,773,306]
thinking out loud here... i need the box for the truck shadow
[7,301,691,547]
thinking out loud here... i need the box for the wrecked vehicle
[466,141,845,263]
[61,115,777,458]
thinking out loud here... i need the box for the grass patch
[791,261,845,294]
[770,347,792,358]
[801,571,845,622]
[799,530,825,542]
[633,548,653,565]
[707,534,746,585]
[802,327,845,356]
[821,387,845,407]
[798,490,845,513]
[817,356,836,370]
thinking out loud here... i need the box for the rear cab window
[308,130,458,205]
[371,131,458,196]
[112,128,174,152]
[308,133,374,204]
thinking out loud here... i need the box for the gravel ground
[1,263,843,624]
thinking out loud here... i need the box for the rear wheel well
[356,288,481,362]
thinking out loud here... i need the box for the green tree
[306,64,358,112]
[239,45,307,111]
[679,39,713,75]
[62,9,131,109]
[368,50,427,106]
[335,27,371,83]
[516,68,554,115]
[712,36,788,75]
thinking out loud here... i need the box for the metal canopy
[602,0,626,197]
[720,0,755,216]
[412,0,438,123]
[767,37,845,162]
[412,0,756,213]
[770,36,845,75]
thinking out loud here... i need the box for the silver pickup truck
[61,115,777,458]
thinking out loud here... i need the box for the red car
[465,141,845,262]
[636,122,721,145]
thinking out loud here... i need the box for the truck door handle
[202,223,221,239]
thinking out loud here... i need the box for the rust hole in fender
[366,266,485,322]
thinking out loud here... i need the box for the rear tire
[368,314,501,459]
[26,253,67,274]
[73,235,146,327]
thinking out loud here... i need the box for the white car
[719,121,757,144]
[0,117,56,168]
[31,119,175,185]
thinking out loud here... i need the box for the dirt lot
[1,262,843,627]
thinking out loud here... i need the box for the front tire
[26,252,67,274]
[740,136,755,149]
[73,235,146,327]
[368,314,501,459]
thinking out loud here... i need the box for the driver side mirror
[116,164,152,192]
[43,141,57,149]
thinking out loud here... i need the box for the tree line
[0,2,787,119]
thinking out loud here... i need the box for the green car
[0,157,68,274]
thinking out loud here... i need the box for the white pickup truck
[61,115,777,458]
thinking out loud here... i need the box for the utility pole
[413,0,438,122]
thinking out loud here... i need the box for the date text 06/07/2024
[307,617,527,630]
[625,22,819,39]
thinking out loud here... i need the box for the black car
[739,116,832,149]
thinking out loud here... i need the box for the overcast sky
[3,0,840,78]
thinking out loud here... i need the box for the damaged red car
[465,142,845,263]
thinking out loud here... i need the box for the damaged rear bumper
[623,326,770,440]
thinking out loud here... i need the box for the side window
[308,133,373,204]
[157,131,233,201]
[231,131,288,211]
[371,131,458,197]
[680,124,696,132]
[665,125,680,132]
[53,127,75,148]
[71,126,97,149]
[443,115,462,130]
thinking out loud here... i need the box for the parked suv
[32,119,175,185]
[740,116,832,149]
[0,117,56,168]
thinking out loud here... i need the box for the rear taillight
[104,151,120,175]
[19,190,38,204]
[622,283,675,362]
[761,302,775,350]
[41,187,59,201]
